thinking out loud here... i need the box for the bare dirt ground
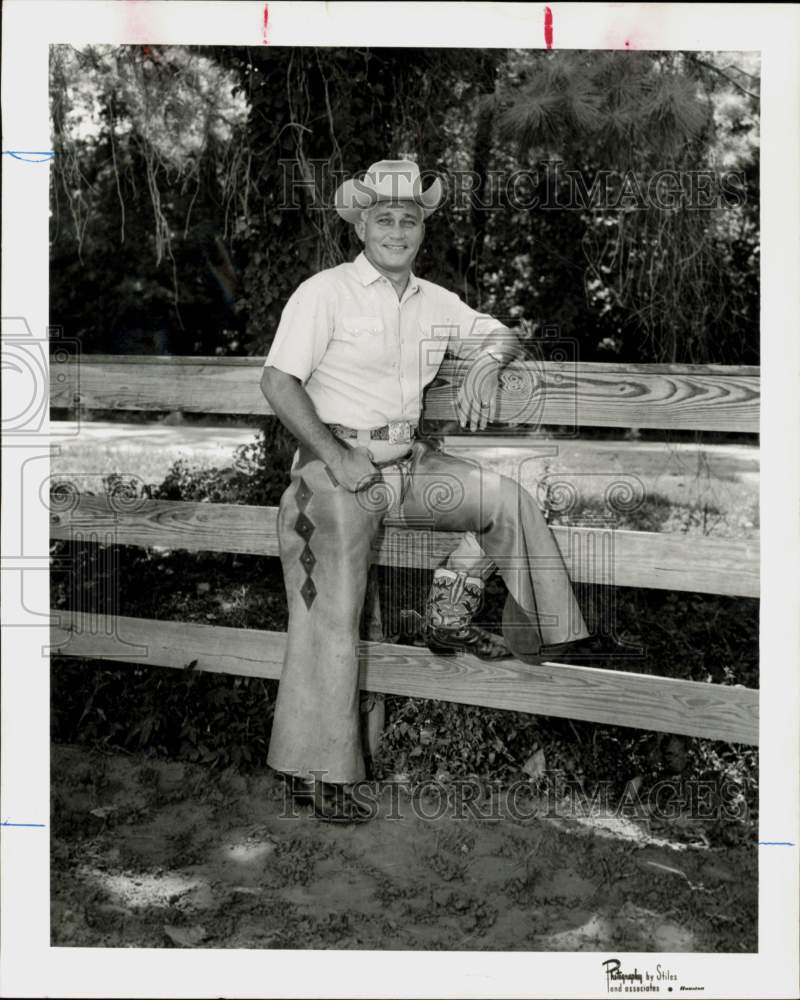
[52,743,756,952]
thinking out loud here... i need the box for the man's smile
[356,203,426,283]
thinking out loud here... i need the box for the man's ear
[354,220,366,244]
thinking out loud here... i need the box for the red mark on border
[544,6,553,49]
[262,3,269,44]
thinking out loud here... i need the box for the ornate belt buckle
[388,420,412,444]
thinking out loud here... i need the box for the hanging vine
[49,44,758,365]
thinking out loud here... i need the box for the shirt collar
[354,251,420,296]
[354,251,382,286]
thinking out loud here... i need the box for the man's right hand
[329,445,382,493]
[259,368,383,492]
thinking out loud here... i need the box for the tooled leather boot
[424,567,512,660]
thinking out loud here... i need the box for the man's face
[356,201,425,275]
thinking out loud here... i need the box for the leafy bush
[53,658,277,770]
[147,417,296,506]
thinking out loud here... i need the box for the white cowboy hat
[334,159,443,223]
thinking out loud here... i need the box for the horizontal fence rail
[49,495,759,598]
[51,355,760,433]
[51,611,759,745]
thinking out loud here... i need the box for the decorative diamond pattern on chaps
[299,545,316,573]
[299,576,317,610]
[294,477,318,609]
[296,477,313,511]
[294,511,315,541]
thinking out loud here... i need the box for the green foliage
[482,50,760,363]
[495,51,715,161]
[50,45,249,355]
[50,45,759,366]
[52,657,277,770]
[147,417,296,506]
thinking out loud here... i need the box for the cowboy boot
[424,567,512,660]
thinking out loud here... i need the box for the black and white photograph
[2,2,799,998]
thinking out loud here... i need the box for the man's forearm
[260,367,346,471]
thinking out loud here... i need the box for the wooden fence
[49,355,760,746]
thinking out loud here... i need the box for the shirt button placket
[395,295,403,415]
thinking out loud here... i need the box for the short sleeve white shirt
[263,251,507,428]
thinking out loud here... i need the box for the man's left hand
[456,355,502,432]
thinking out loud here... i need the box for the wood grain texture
[49,495,759,597]
[50,611,759,745]
[50,355,760,433]
[422,361,759,433]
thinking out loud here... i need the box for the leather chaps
[267,438,590,783]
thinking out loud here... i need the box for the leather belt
[329,421,417,445]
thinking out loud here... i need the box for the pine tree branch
[686,55,759,101]
[719,64,760,82]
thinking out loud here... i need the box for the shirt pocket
[337,314,385,345]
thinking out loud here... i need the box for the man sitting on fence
[260,159,599,822]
